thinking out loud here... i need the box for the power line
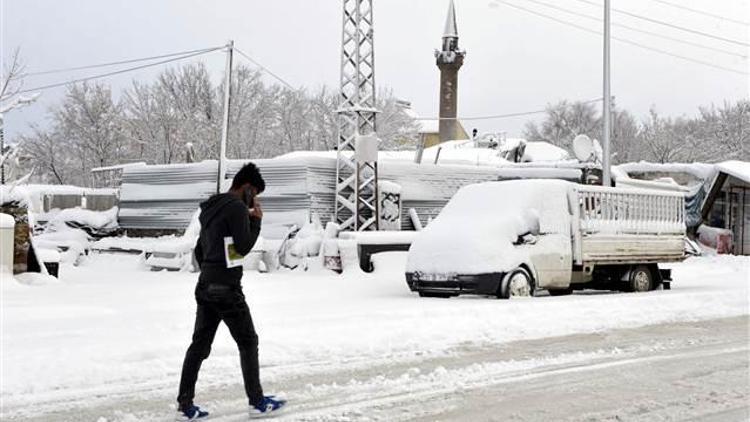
[17,48,223,94]
[25,46,224,77]
[494,0,749,76]
[234,48,297,90]
[570,0,750,47]
[415,98,603,121]
[651,0,749,27]
[525,0,746,59]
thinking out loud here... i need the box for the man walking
[176,163,286,421]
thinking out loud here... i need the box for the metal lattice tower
[335,0,379,231]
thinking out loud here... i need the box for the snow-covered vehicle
[405,180,686,298]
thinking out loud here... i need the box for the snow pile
[31,208,118,264]
[0,184,33,210]
[290,219,324,257]
[41,207,118,231]
[406,180,571,274]
[34,227,91,264]
[279,218,325,270]
[13,272,60,286]
[33,248,61,264]
[522,142,570,162]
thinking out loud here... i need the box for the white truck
[405,180,686,298]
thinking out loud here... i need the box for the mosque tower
[435,0,466,143]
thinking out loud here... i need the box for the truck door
[529,210,572,289]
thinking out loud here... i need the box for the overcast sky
[2,0,749,141]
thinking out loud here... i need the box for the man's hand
[249,194,263,220]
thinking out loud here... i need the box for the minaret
[435,0,465,144]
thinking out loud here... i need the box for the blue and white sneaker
[175,405,209,421]
[249,396,287,418]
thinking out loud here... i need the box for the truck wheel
[418,291,453,298]
[548,288,573,296]
[629,265,653,292]
[499,268,533,299]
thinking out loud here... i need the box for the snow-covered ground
[1,252,748,420]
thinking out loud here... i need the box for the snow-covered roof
[715,160,750,184]
[91,162,147,173]
[278,140,577,168]
[614,161,716,181]
[523,142,569,162]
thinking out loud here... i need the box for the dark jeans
[177,282,264,409]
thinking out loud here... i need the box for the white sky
[2,0,749,141]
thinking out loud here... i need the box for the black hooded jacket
[194,193,261,286]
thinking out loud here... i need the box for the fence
[576,185,685,235]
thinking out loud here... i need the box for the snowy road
[6,317,748,421]
[1,253,748,421]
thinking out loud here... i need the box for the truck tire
[628,265,654,293]
[498,268,533,299]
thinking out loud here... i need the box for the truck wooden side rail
[570,186,686,266]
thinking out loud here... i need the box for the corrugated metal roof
[119,157,582,232]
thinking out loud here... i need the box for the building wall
[421,123,469,149]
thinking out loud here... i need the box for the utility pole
[336,0,379,231]
[602,0,612,186]
[217,40,234,194]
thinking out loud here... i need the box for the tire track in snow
[208,342,748,421]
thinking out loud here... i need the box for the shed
[701,160,750,255]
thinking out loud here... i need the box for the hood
[199,193,239,227]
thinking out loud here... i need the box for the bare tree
[152,63,219,162]
[0,48,25,103]
[18,125,73,184]
[2,48,40,184]
[524,100,600,149]
[226,66,267,159]
[376,88,420,150]
[637,108,687,164]
[610,108,640,164]
[54,83,126,184]
[17,60,421,184]
[697,100,750,161]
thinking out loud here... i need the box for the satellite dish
[573,134,594,162]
